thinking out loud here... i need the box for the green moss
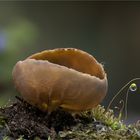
[55,105,140,140]
[0,116,5,128]
[91,105,126,130]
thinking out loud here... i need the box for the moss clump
[91,105,125,130]
[0,98,140,140]
[56,106,140,140]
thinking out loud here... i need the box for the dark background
[0,1,140,123]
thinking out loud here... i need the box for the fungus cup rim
[27,48,107,81]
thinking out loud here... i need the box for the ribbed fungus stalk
[12,48,108,112]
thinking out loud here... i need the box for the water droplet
[114,106,119,110]
[129,83,137,92]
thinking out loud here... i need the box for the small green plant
[92,105,125,130]
[17,136,24,140]
[80,105,125,130]
[2,136,25,140]
[107,78,140,120]
[3,136,10,140]
[0,116,5,128]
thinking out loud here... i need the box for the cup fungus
[12,48,108,112]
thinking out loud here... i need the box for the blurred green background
[0,1,140,123]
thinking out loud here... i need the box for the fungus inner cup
[28,48,105,80]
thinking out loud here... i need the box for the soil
[0,97,102,140]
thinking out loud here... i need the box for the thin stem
[117,100,124,121]
[107,78,140,111]
[124,88,129,120]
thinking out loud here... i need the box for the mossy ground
[0,97,140,140]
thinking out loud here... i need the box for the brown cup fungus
[12,48,108,112]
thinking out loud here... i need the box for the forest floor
[0,97,140,140]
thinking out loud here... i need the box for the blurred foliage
[0,18,38,106]
[0,19,38,83]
